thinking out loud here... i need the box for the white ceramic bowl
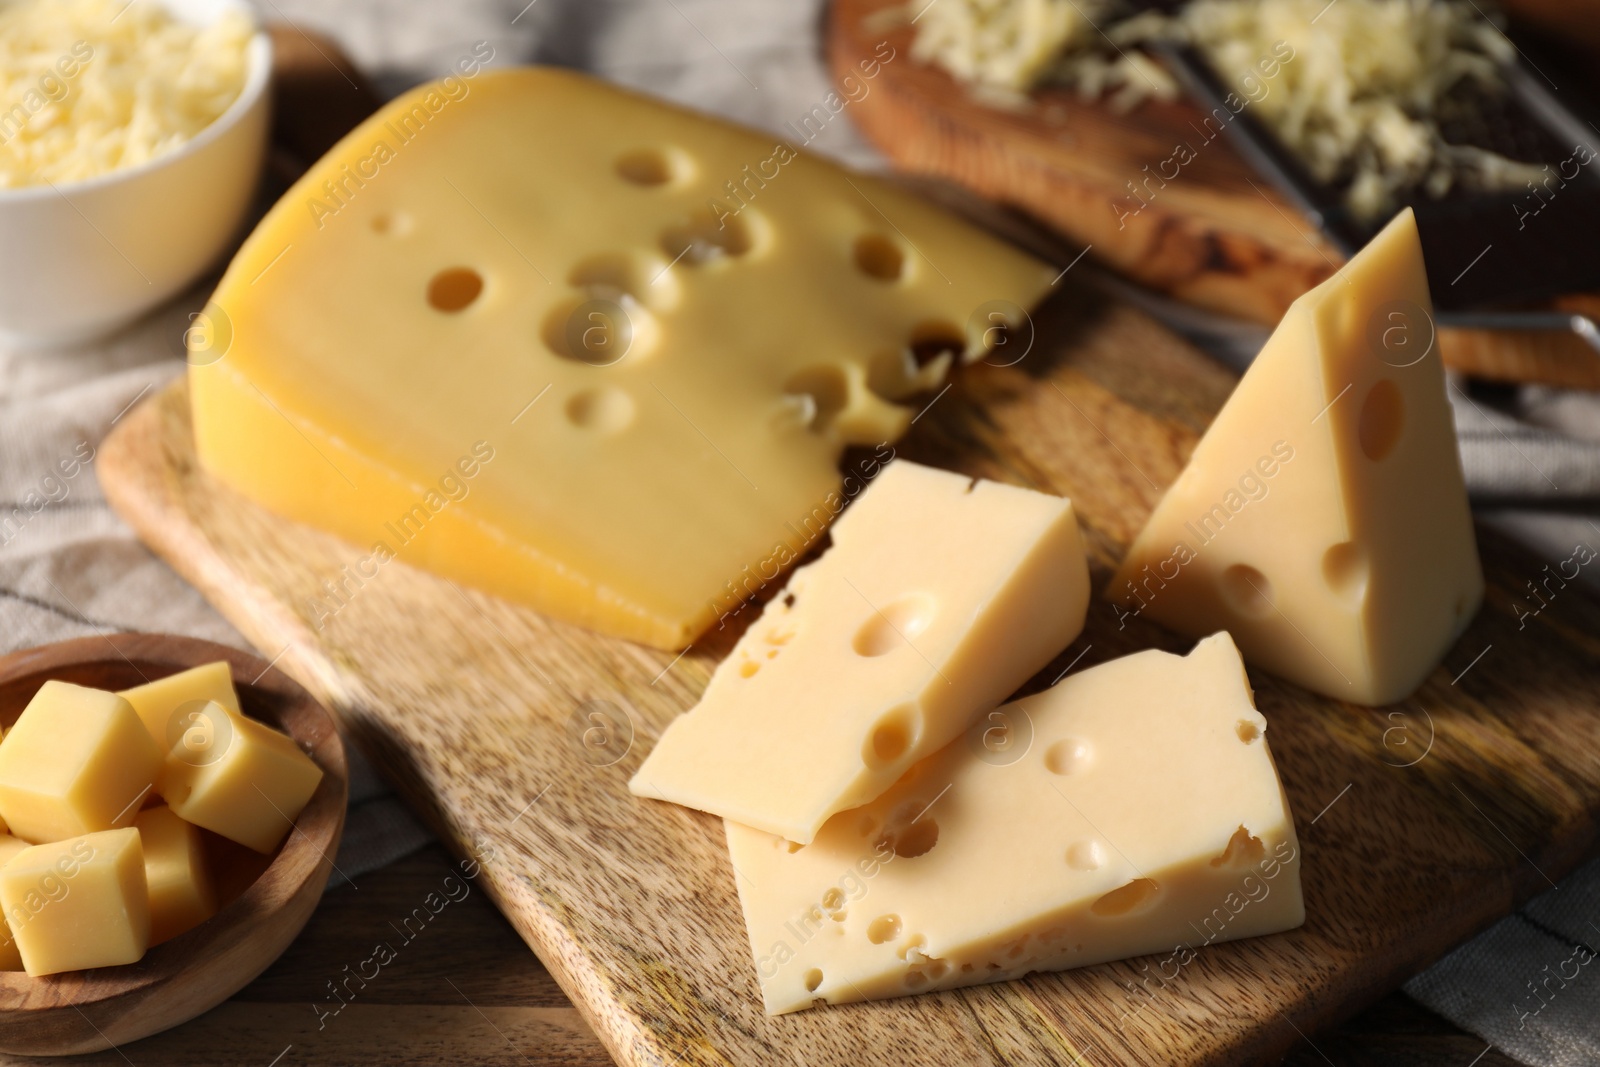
[0,0,272,349]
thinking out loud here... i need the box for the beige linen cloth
[1,1,1597,1062]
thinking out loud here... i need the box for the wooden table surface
[1,843,1512,1067]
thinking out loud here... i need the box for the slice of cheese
[728,633,1303,1015]
[1108,209,1482,705]
[632,461,1089,844]
[188,67,1055,650]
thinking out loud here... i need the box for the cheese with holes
[1108,209,1481,705]
[0,828,150,976]
[135,805,217,944]
[632,461,1089,844]
[0,681,161,843]
[159,701,324,853]
[188,67,1055,650]
[728,633,1302,1014]
[119,661,241,749]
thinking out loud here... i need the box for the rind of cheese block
[135,806,218,944]
[189,67,1056,650]
[118,661,241,750]
[0,828,150,977]
[632,461,1089,844]
[0,681,162,843]
[159,701,325,854]
[728,633,1303,1015]
[1108,209,1482,705]
[0,835,29,970]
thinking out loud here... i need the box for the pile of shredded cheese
[0,0,252,189]
[911,0,1547,218]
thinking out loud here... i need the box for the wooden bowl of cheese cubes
[0,632,347,1055]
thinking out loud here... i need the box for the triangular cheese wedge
[632,461,1088,844]
[727,633,1303,1015]
[1109,209,1482,704]
[189,68,1055,650]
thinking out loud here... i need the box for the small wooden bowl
[0,633,347,1055]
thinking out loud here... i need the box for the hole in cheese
[1322,541,1369,604]
[426,267,483,313]
[907,320,966,367]
[1236,718,1262,744]
[867,914,902,944]
[863,707,919,766]
[804,967,823,992]
[1220,563,1274,616]
[1043,738,1092,775]
[370,212,409,235]
[661,208,755,265]
[883,817,939,859]
[1090,878,1161,917]
[564,388,634,433]
[1065,839,1102,870]
[615,147,681,186]
[1358,378,1405,462]
[854,234,905,281]
[1210,825,1267,868]
[852,595,937,657]
[783,365,850,432]
[567,252,675,311]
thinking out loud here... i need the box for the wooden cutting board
[829,0,1600,390]
[98,280,1600,1066]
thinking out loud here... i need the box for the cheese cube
[728,633,1303,1014]
[1110,209,1482,705]
[188,67,1056,650]
[633,461,1089,844]
[135,806,217,944]
[0,835,29,970]
[0,828,150,976]
[160,702,324,853]
[0,681,162,843]
[118,661,241,750]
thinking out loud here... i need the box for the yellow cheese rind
[632,461,1090,843]
[159,701,324,854]
[1109,209,1482,705]
[118,661,241,750]
[0,681,162,843]
[728,633,1303,1015]
[189,67,1055,650]
[0,828,150,976]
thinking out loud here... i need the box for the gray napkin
[1,1,1597,1061]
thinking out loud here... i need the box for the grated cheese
[911,0,1548,218]
[0,0,252,189]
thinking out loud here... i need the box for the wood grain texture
[0,634,347,1056]
[829,0,1600,390]
[0,845,1521,1067]
[94,281,1600,1065]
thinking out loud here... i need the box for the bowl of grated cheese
[0,0,270,348]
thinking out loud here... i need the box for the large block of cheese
[188,67,1056,650]
[1109,209,1482,705]
[0,828,150,976]
[119,661,241,749]
[159,701,324,854]
[728,633,1303,1014]
[632,461,1089,844]
[0,681,162,843]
